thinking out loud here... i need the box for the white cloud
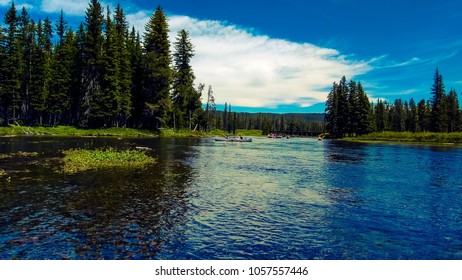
[0,0,11,7]
[0,0,34,10]
[126,10,150,34]
[168,15,372,108]
[40,0,88,16]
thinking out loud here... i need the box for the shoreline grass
[0,125,264,138]
[0,125,157,138]
[344,131,462,144]
[62,148,156,174]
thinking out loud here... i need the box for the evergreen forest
[0,1,324,134]
[325,68,461,138]
[0,1,207,129]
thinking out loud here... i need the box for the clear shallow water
[1,137,462,259]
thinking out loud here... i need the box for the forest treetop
[0,0,213,130]
[325,68,461,138]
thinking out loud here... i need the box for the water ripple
[1,137,462,259]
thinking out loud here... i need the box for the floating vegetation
[0,151,40,159]
[62,148,156,174]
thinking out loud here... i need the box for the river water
[0,136,462,259]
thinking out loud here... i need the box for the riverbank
[344,131,462,144]
[0,125,263,138]
[0,126,157,137]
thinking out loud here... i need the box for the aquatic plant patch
[0,152,40,159]
[62,148,156,174]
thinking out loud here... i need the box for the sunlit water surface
[1,137,462,259]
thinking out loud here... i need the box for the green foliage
[1,2,24,125]
[430,67,448,132]
[114,4,132,126]
[204,85,217,132]
[143,6,172,129]
[172,29,199,129]
[128,28,144,127]
[29,18,53,125]
[0,151,39,159]
[447,88,460,132]
[325,77,373,138]
[0,125,156,137]
[48,29,75,124]
[328,68,462,138]
[62,148,156,174]
[82,0,105,127]
[159,128,208,137]
[0,2,202,132]
[346,131,462,144]
[235,129,263,136]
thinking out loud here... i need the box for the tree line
[0,1,205,129]
[213,106,324,135]
[325,68,461,138]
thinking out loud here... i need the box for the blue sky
[2,0,462,113]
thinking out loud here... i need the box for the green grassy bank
[0,126,157,137]
[345,131,462,144]
[0,125,263,138]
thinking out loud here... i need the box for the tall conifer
[1,3,23,125]
[82,0,104,127]
[172,29,200,129]
[447,88,460,132]
[128,28,144,127]
[430,67,448,132]
[114,4,132,126]
[143,6,172,129]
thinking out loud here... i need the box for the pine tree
[347,79,358,135]
[374,100,387,132]
[128,28,144,127]
[325,82,340,137]
[18,7,34,123]
[223,102,228,131]
[48,12,74,125]
[114,4,132,126]
[82,0,104,127]
[336,76,349,137]
[356,82,372,135]
[0,24,5,124]
[227,104,233,133]
[391,99,405,132]
[99,6,120,126]
[430,67,448,132]
[1,3,23,125]
[417,99,430,132]
[30,19,52,125]
[446,88,460,132]
[233,112,238,134]
[408,98,418,132]
[205,85,216,131]
[172,29,199,129]
[49,28,75,125]
[143,6,172,129]
[70,23,86,125]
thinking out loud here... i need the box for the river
[1,136,461,259]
